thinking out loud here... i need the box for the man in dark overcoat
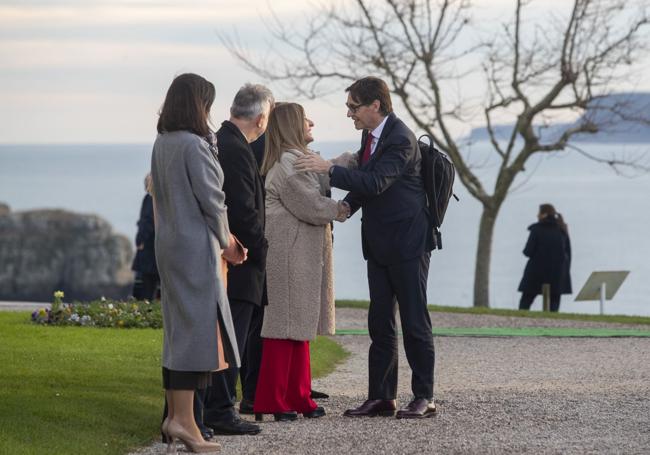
[203,84,274,435]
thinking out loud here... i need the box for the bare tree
[227,0,650,307]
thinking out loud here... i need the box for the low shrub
[31,291,162,328]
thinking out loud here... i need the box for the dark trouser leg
[241,303,264,401]
[204,299,255,424]
[550,293,561,312]
[141,273,160,301]
[367,258,399,400]
[391,253,434,399]
[519,293,536,310]
[194,388,209,433]
[132,272,144,300]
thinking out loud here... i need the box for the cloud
[0,1,303,26]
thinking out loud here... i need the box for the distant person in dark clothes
[131,173,159,301]
[202,83,274,436]
[518,203,572,312]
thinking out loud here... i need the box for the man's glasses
[346,102,368,114]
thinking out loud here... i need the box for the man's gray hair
[230,83,274,120]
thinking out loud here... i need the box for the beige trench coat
[262,149,339,341]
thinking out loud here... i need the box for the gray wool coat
[262,149,339,341]
[151,131,239,372]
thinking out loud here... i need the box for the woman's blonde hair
[260,102,308,175]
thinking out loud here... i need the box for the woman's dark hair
[157,73,215,137]
[345,77,393,115]
[539,203,568,234]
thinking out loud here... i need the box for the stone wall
[0,203,133,301]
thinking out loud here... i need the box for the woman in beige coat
[253,103,349,421]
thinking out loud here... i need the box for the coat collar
[221,120,249,145]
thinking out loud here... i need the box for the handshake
[336,200,350,222]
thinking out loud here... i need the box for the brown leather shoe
[343,399,397,417]
[396,398,436,419]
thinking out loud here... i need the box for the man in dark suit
[294,77,436,419]
[202,84,274,435]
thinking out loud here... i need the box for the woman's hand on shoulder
[294,152,332,174]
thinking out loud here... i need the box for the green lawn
[336,299,650,325]
[0,312,348,455]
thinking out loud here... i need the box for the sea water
[1,142,649,316]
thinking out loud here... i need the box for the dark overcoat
[216,121,267,306]
[518,218,572,295]
[131,194,158,275]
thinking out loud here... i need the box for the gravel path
[128,308,650,455]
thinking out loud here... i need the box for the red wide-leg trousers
[253,338,317,414]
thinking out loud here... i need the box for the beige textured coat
[262,149,339,341]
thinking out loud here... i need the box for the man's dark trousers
[239,287,266,402]
[367,253,434,400]
[204,298,263,423]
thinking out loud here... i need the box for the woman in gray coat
[253,103,349,421]
[152,73,245,453]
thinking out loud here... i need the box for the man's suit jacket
[330,113,430,265]
[217,121,268,306]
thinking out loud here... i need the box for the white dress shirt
[368,116,388,156]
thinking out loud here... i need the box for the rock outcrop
[0,204,133,302]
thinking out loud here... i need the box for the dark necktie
[361,133,374,165]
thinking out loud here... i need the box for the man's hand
[294,153,332,174]
[335,200,350,222]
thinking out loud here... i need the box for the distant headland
[469,93,650,144]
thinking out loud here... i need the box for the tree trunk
[473,206,499,308]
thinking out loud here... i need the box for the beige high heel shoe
[161,417,173,453]
[166,420,221,453]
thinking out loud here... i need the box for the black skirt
[162,367,211,390]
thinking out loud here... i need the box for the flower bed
[31,291,162,328]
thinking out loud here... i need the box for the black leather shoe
[239,398,254,415]
[310,389,330,399]
[207,417,261,435]
[343,399,397,417]
[255,411,298,422]
[395,398,436,419]
[303,406,326,418]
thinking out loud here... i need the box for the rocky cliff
[0,204,133,302]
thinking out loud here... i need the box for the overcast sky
[1,0,649,144]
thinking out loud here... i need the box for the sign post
[575,271,629,315]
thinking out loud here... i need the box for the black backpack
[418,134,458,249]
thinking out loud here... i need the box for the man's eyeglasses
[346,102,368,114]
